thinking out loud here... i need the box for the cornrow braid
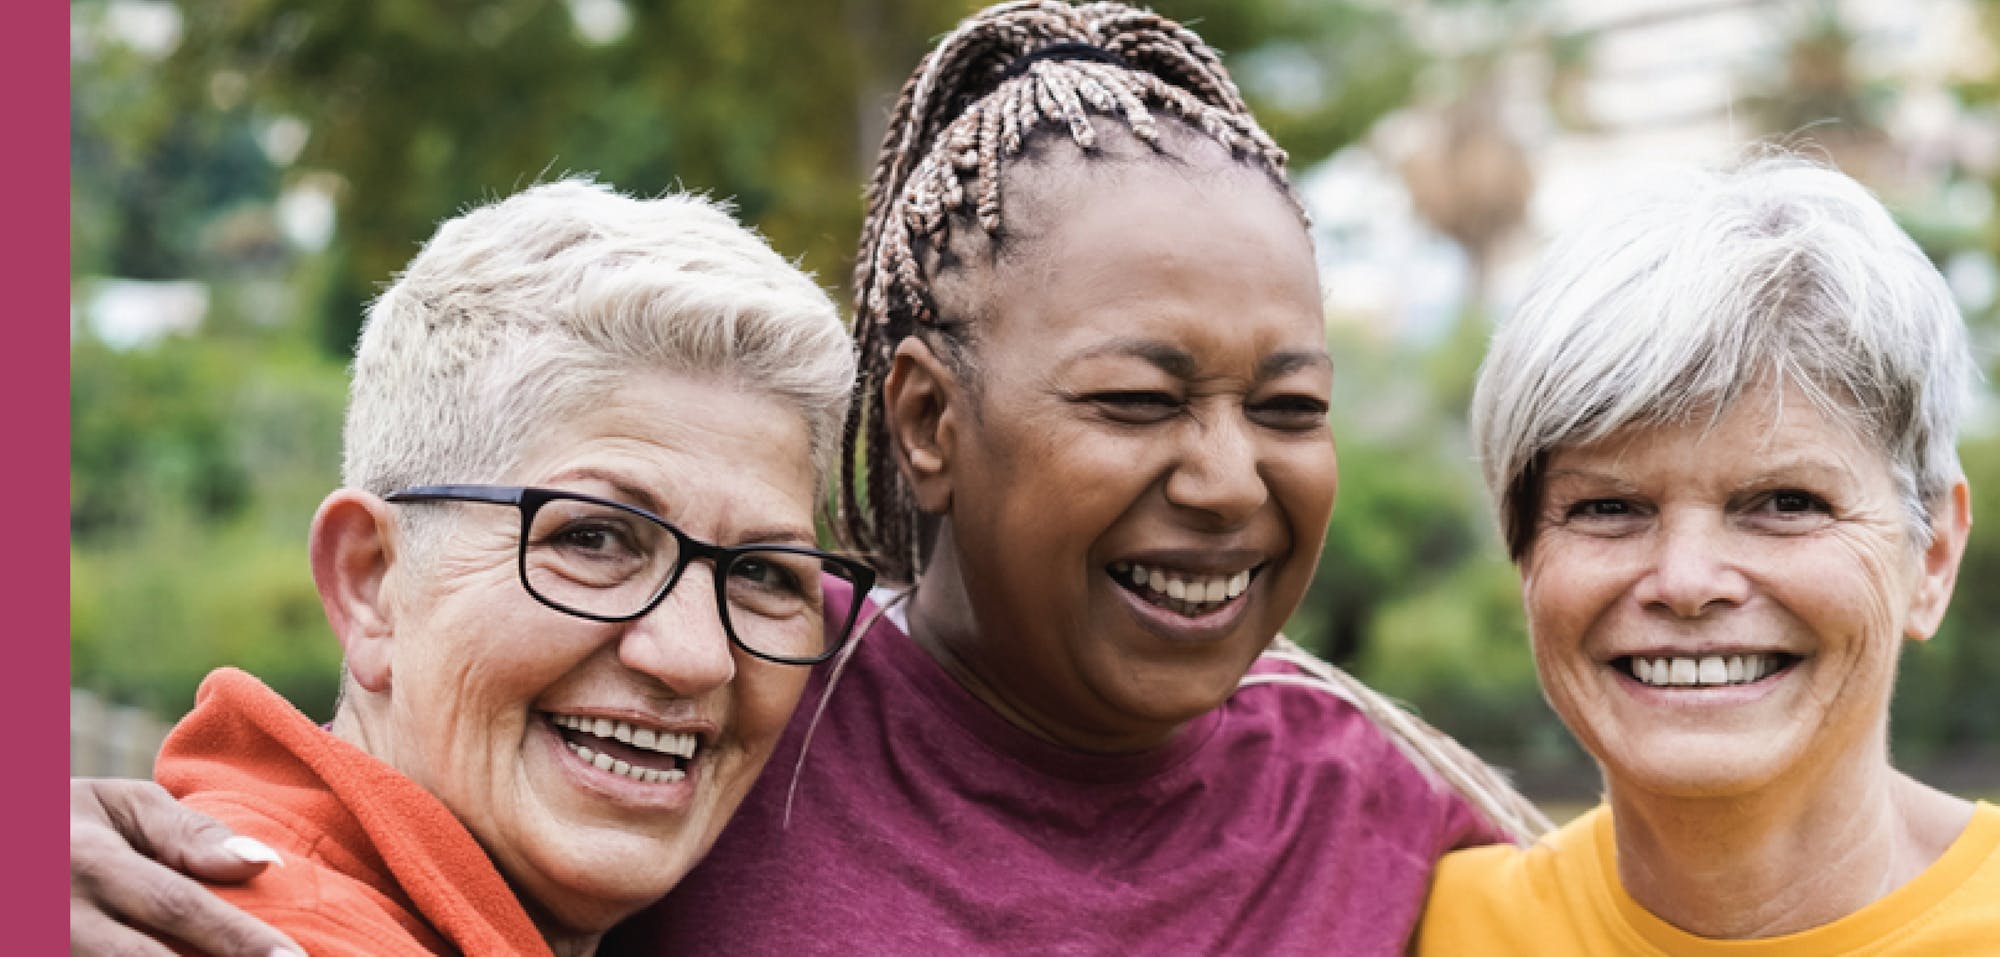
[839,0,1296,582]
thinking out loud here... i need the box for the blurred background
[71,0,2000,803]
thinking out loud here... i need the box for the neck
[905,526,1188,754]
[1607,754,1970,939]
[333,690,607,957]
[529,910,600,957]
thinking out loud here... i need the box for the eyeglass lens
[523,496,861,661]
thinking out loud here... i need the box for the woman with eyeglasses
[85,178,868,957]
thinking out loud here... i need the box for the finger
[86,779,274,883]
[70,901,179,956]
[74,847,304,957]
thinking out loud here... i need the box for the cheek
[732,661,808,747]
[1267,444,1338,525]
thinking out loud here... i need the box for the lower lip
[536,718,702,812]
[1614,660,1798,706]
[1111,575,1254,643]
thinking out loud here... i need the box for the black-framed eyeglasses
[384,484,875,665]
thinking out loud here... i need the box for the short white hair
[1472,154,1976,558]
[343,179,854,510]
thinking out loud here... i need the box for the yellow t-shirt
[1416,801,2000,956]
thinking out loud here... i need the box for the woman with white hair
[1417,156,1998,954]
[107,178,872,956]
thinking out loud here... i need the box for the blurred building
[1306,0,2000,345]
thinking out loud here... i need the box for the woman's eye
[1767,490,1827,513]
[1088,391,1181,421]
[1569,499,1629,517]
[1558,499,1648,533]
[727,554,814,604]
[1745,489,1833,529]
[550,522,639,559]
[1249,395,1330,430]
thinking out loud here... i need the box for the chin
[524,838,697,932]
[1107,660,1246,730]
[1597,735,1798,801]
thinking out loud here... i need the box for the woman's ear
[883,336,964,515]
[310,490,400,692]
[1906,479,1972,641]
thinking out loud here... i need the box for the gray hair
[1472,155,1975,559]
[342,179,854,517]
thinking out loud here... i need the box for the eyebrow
[554,468,817,547]
[1064,338,1331,380]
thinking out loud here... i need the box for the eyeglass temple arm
[384,485,528,505]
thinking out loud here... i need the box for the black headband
[999,42,1127,82]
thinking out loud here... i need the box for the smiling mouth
[1108,561,1259,618]
[1614,653,1800,688]
[547,713,699,784]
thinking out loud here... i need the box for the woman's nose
[616,567,737,697]
[1633,512,1752,618]
[1162,411,1268,526]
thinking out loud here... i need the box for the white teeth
[1113,563,1255,615]
[1631,653,1787,688]
[1670,658,1698,685]
[1698,657,1727,684]
[550,714,698,758]
[563,738,688,783]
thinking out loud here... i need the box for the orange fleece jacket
[154,668,552,956]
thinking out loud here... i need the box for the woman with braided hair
[69,3,1542,954]
[623,2,1543,951]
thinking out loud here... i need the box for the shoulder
[1416,807,1609,957]
[1226,655,1469,801]
[1899,800,2000,947]
[187,796,449,955]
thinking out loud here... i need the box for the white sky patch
[83,279,208,350]
[566,0,631,45]
[260,116,309,167]
[277,180,336,252]
[101,0,183,59]
[1300,144,1469,341]
[1946,250,1998,315]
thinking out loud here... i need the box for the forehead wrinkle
[1258,350,1330,380]
[544,465,672,518]
[1060,338,1197,379]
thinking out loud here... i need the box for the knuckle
[137,879,205,929]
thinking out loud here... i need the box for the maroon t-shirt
[609,587,1502,955]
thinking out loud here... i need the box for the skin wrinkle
[843,2,1298,581]
[1522,379,1972,938]
[330,374,812,951]
[895,153,1330,754]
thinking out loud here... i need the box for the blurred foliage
[70,0,2000,785]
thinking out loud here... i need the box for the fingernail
[222,835,283,866]
[270,949,306,957]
